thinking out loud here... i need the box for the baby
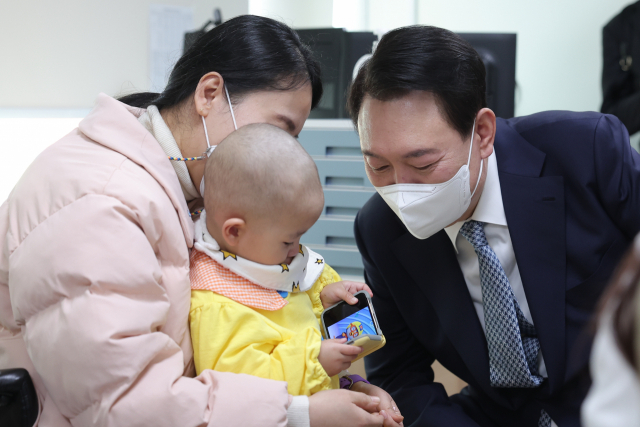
[189,123,371,396]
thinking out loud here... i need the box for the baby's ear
[221,218,246,248]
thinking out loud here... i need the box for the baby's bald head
[203,123,324,225]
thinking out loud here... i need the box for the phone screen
[324,293,379,340]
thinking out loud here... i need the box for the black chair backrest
[0,368,39,427]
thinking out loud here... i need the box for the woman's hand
[308,389,384,427]
[318,338,362,376]
[351,382,404,426]
[320,281,373,309]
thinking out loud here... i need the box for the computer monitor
[458,33,517,119]
[297,30,515,119]
[296,29,378,119]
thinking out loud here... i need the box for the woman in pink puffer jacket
[0,15,397,427]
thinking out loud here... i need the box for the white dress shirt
[444,151,554,425]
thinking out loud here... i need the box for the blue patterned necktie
[460,220,551,427]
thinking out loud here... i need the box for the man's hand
[352,382,404,426]
[318,338,362,376]
[320,281,373,308]
[308,389,384,427]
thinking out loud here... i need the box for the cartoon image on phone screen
[326,307,377,340]
[322,291,382,342]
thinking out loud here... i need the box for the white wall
[0,0,249,109]
[369,0,417,30]
[0,0,249,201]
[250,0,333,28]
[287,0,633,117]
[418,0,632,117]
[5,0,626,115]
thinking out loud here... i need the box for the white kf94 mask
[374,121,483,240]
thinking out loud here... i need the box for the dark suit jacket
[602,1,640,134]
[354,112,640,427]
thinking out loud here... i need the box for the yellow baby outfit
[189,213,341,396]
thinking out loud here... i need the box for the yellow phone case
[349,334,386,362]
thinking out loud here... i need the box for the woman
[582,234,640,426]
[0,15,400,427]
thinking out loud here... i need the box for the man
[350,26,640,427]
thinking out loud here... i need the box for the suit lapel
[391,231,496,395]
[496,122,566,393]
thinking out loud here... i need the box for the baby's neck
[206,226,232,253]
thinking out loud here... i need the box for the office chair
[0,368,39,427]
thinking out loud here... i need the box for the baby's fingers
[332,284,359,305]
[342,281,374,298]
[339,344,363,357]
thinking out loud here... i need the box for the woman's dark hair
[596,237,640,369]
[118,15,322,110]
[348,25,486,138]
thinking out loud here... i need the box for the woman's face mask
[199,85,237,196]
[374,121,483,240]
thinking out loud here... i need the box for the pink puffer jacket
[0,94,290,426]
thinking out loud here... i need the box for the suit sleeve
[601,24,640,134]
[593,114,640,239]
[190,293,332,396]
[354,214,480,427]
[9,195,290,427]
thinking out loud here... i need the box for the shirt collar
[444,150,506,253]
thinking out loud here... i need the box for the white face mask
[200,85,238,196]
[374,121,483,240]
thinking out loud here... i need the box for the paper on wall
[149,4,194,92]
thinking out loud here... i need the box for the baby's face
[237,210,319,265]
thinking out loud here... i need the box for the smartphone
[321,291,382,343]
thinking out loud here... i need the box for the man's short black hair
[348,26,487,138]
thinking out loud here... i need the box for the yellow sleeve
[190,290,332,396]
[306,263,342,319]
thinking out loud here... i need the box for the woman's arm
[7,194,291,426]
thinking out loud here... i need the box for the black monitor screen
[458,33,517,119]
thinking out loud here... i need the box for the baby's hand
[318,338,362,376]
[320,281,373,309]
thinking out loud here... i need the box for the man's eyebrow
[362,148,440,159]
[277,114,296,133]
[402,148,439,159]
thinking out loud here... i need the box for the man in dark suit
[348,26,640,427]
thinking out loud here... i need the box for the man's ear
[476,108,496,159]
[221,218,246,248]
